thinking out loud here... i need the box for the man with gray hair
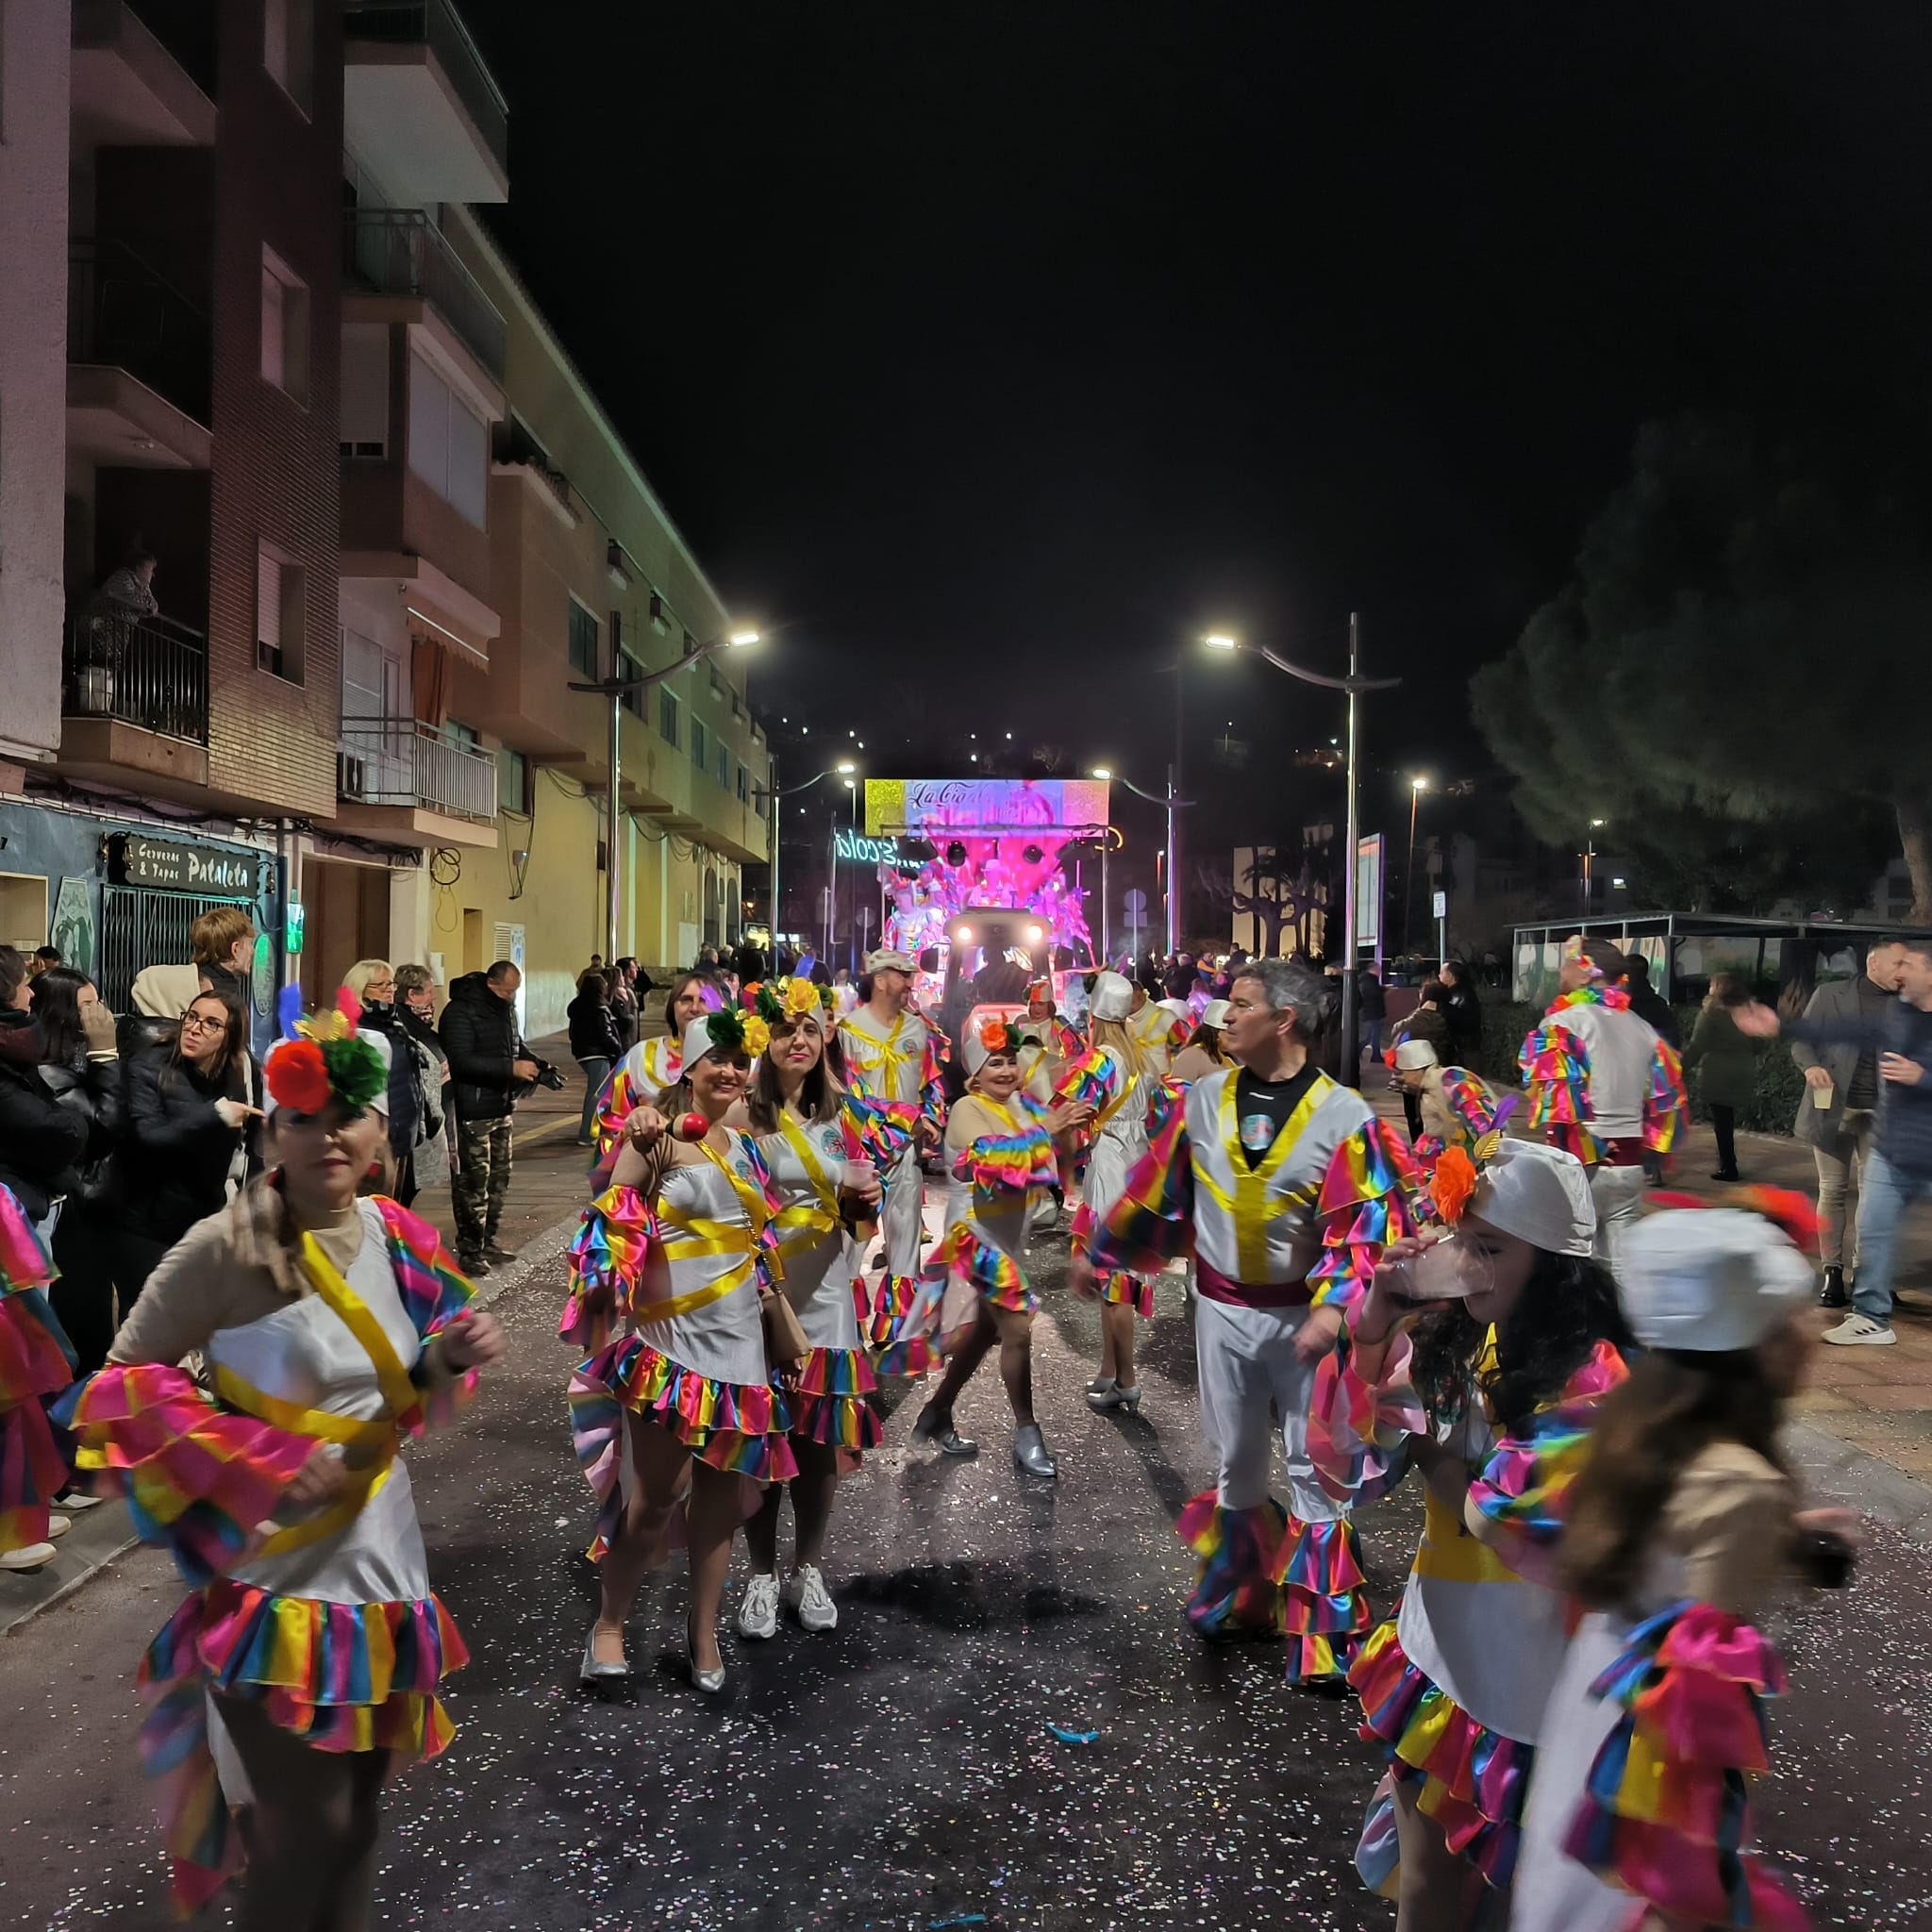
[1076,956,1418,1685]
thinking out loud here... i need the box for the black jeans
[1710,1104,1739,1178]
[1402,1090,1424,1143]
[47,1213,170,1377]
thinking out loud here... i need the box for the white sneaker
[54,1490,104,1512]
[43,1514,70,1540]
[736,1572,780,1640]
[0,1542,56,1572]
[786,1565,839,1633]
[1823,1314,1896,1346]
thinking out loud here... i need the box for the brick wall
[199,0,345,817]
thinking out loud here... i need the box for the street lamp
[570,626,760,966]
[1404,775,1429,957]
[1582,817,1607,916]
[754,757,857,958]
[1091,765,1193,967]
[1202,618,1400,1088]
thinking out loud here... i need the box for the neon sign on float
[834,829,902,866]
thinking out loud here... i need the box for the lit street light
[1404,774,1429,957]
[1202,619,1401,1088]
[1582,816,1607,915]
[754,756,858,952]
[570,626,760,965]
[1091,765,1191,965]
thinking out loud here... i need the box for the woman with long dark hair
[568,969,623,1148]
[1512,1196,1857,1932]
[725,978,882,1639]
[0,947,89,1233]
[587,972,716,1166]
[1311,1139,1627,1930]
[1682,970,1756,1183]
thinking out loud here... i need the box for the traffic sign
[1124,888,1147,917]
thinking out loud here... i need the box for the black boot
[1819,1265,1849,1310]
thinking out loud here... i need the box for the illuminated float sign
[834,829,902,866]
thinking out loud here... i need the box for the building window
[736,762,749,804]
[712,739,728,788]
[408,353,487,528]
[264,0,314,112]
[442,720,480,755]
[658,686,679,749]
[339,323,388,458]
[691,716,708,774]
[260,247,310,405]
[618,650,645,716]
[567,598,600,678]
[257,545,306,682]
[499,747,530,814]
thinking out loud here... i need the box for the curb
[0,1201,588,1639]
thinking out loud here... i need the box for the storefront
[0,799,284,1045]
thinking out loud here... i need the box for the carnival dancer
[891,1013,1092,1477]
[1519,937,1686,1264]
[567,1008,798,1693]
[839,948,946,1348]
[1128,975,1187,1080]
[1058,972,1158,1414]
[1076,958,1419,1684]
[0,1188,75,1574]
[1014,980,1077,1229]
[59,989,505,1923]
[587,971,717,1168]
[1512,1195,1857,1932]
[1391,1038,1507,1172]
[726,978,884,1640]
[1311,1137,1627,1927]
[1170,997,1232,1086]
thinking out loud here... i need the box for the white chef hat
[1201,997,1231,1030]
[1465,1138,1595,1257]
[1393,1039,1439,1071]
[1157,997,1192,1026]
[961,1012,1022,1078]
[682,1014,734,1070]
[1089,971,1135,1023]
[1618,1206,1815,1353]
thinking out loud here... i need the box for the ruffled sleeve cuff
[1310,1322,1425,1505]
[1645,1038,1689,1153]
[1307,1119,1419,1310]
[1089,1103,1194,1276]
[560,1185,654,1352]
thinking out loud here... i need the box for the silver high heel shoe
[1088,1379,1142,1414]
[579,1624,631,1690]
[686,1615,726,1694]
[1011,1424,1058,1480]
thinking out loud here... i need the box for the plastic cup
[1385,1233,1493,1304]
[841,1158,878,1193]
[1812,1083,1833,1111]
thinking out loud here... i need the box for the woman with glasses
[342,958,433,1203]
[95,990,260,1323]
[391,965,452,1199]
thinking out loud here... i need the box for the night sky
[457,2,1930,856]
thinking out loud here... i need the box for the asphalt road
[3,1231,1930,1930]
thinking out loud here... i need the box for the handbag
[760,1284,810,1365]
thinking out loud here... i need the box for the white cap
[866,948,916,975]
[1090,971,1135,1023]
[1201,997,1231,1030]
[682,1014,727,1069]
[1618,1208,1814,1353]
[1157,997,1192,1025]
[961,1014,1020,1077]
[1466,1139,1595,1257]
[1393,1039,1439,1071]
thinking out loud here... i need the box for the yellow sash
[844,1011,917,1101]
[216,1230,418,1556]
[1193,1072,1333,1283]
[1413,1482,1519,1585]
[771,1111,842,1257]
[633,1136,774,1324]
[1092,1051,1141,1131]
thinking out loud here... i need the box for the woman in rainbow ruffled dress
[1511,1195,1857,1932]
[566,1007,802,1694]
[1311,1133,1628,1932]
[725,977,885,1641]
[59,991,504,1927]
[888,1011,1092,1479]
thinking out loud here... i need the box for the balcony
[343,0,508,205]
[67,240,212,468]
[343,208,507,384]
[334,716,498,848]
[70,0,216,152]
[58,608,210,792]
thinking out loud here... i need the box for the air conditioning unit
[337,750,367,798]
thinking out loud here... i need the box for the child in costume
[1312,1136,1628,1927]
[725,978,884,1641]
[568,1008,797,1694]
[60,989,504,1924]
[1080,958,1417,1685]
[1519,936,1687,1264]
[0,1189,75,1574]
[892,1013,1092,1479]
[1511,1194,1856,1932]
[1058,971,1158,1414]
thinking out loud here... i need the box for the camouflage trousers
[453,1115,513,1257]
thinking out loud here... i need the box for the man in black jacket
[439,960,540,1274]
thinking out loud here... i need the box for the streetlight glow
[1411,774,1429,791]
[1090,766,1112,779]
[1202,633,1239,651]
[728,630,759,647]
[836,761,856,774]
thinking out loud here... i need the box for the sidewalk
[1365,1071,1932,1531]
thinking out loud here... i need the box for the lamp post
[1582,817,1606,917]
[570,627,759,966]
[1203,617,1400,1087]
[1403,774,1429,957]
[752,758,857,963]
[1091,766,1191,968]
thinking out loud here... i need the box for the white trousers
[1193,1294,1343,1524]
[877,1141,925,1280]
[1588,1163,1645,1268]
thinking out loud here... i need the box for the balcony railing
[62,608,209,745]
[343,208,507,380]
[68,238,211,425]
[342,0,508,175]
[339,717,497,823]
